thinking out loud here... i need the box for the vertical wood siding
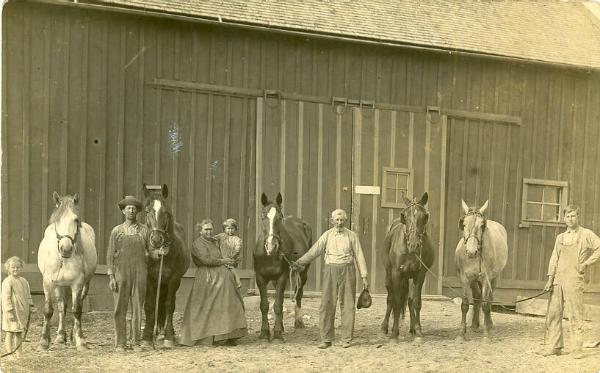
[3,3,600,296]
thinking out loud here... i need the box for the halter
[461,210,486,255]
[402,202,428,250]
[54,223,80,256]
[264,232,281,251]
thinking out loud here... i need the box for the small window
[381,167,411,208]
[521,178,568,227]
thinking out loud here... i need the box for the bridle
[54,223,80,257]
[402,201,428,254]
[461,210,486,256]
[146,205,172,254]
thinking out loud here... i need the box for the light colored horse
[455,200,507,342]
[37,192,97,351]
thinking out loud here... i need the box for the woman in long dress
[179,219,247,346]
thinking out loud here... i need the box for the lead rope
[279,251,301,302]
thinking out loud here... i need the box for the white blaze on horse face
[464,215,483,258]
[266,207,277,255]
[57,209,79,257]
[153,200,162,224]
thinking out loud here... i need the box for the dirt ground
[1,296,600,373]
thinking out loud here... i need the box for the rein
[401,202,428,268]
[264,231,301,302]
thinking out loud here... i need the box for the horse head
[143,184,174,257]
[50,192,82,258]
[459,199,488,258]
[400,192,429,253]
[260,192,284,256]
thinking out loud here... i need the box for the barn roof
[88,0,600,70]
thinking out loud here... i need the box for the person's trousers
[319,263,356,343]
[113,268,146,347]
[546,282,584,352]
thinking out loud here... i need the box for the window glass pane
[526,203,542,220]
[542,205,560,222]
[385,188,396,203]
[386,173,397,188]
[396,189,407,205]
[398,175,408,189]
[543,187,560,204]
[527,185,543,202]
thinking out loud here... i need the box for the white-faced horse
[37,192,97,351]
[455,200,507,342]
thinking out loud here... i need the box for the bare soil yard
[1,296,599,373]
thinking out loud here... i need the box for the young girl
[2,256,33,357]
[215,218,243,289]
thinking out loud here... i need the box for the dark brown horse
[381,192,434,342]
[141,184,191,348]
[254,192,312,341]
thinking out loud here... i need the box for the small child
[2,256,34,358]
[215,218,243,289]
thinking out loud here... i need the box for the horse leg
[142,279,157,348]
[38,282,55,350]
[54,286,67,344]
[272,275,287,342]
[256,275,271,340]
[456,278,470,342]
[162,279,181,348]
[71,284,88,351]
[390,272,406,341]
[409,270,427,342]
[380,273,392,335]
[482,278,495,342]
[470,280,482,332]
[294,269,308,329]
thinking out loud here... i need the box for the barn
[2,0,600,309]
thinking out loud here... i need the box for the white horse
[37,192,97,351]
[455,200,508,342]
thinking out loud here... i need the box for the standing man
[541,205,600,359]
[293,209,368,349]
[107,196,150,352]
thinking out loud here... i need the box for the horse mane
[48,195,80,225]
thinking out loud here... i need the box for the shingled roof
[88,0,600,69]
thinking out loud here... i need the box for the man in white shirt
[541,205,600,359]
[293,209,368,349]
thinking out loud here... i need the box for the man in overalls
[107,196,150,352]
[542,205,600,358]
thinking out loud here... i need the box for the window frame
[520,178,569,228]
[381,167,412,209]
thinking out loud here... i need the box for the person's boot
[317,341,332,349]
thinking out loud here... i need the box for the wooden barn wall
[3,3,600,297]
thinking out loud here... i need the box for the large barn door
[442,117,521,294]
[351,108,446,295]
[256,98,353,292]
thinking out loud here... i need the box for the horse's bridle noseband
[402,202,428,250]
[462,211,486,255]
[54,223,80,257]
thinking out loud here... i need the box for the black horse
[381,192,434,342]
[254,192,312,341]
[141,184,191,348]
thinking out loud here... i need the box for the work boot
[537,348,561,357]
[317,341,332,349]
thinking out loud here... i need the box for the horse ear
[162,184,169,199]
[276,192,283,206]
[479,200,489,214]
[458,217,465,231]
[402,193,411,206]
[53,191,60,206]
[261,193,268,206]
[73,193,79,204]
[418,192,428,206]
[142,184,150,198]
[461,200,470,214]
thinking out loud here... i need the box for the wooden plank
[117,23,126,201]
[424,112,431,193]
[336,111,342,208]
[41,12,51,239]
[205,94,214,216]
[437,115,448,294]
[255,98,263,241]
[222,96,231,218]
[370,109,380,290]
[387,111,397,227]
[316,103,324,289]
[351,107,362,233]
[136,27,146,195]
[408,112,414,196]
[60,17,70,196]
[297,101,304,218]
[279,100,287,195]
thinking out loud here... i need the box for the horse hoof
[38,341,50,351]
[54,335,66,344]
[381,326,388,335]
[162,339,175,349]
[482,336,491,343]
[456,335,466,343]
[294,319,305,329]
[272,332,285,343]
[140,340,154,349]
[414,336,423,344]
[259,331,271,340]
[76,343,89,351]
[471,326,481,333]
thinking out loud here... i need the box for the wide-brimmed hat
[118,195,142,211]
